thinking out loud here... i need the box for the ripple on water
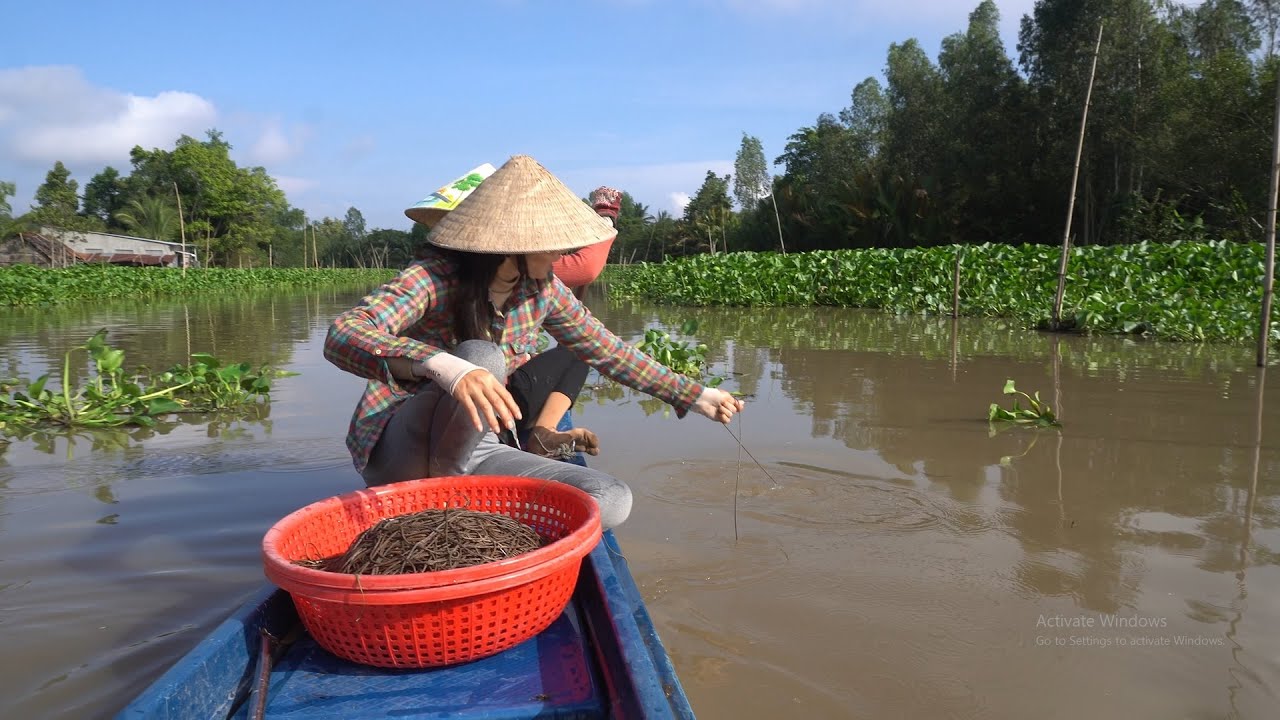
[639,458,1000,536]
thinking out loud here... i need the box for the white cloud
[669,192,691,215]
[274,175,317,196]
[248,120,312,165]
[0,66,216,168]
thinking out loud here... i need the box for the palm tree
[114,196,178,241]
[651,211,675,261]
[625,201,654,226]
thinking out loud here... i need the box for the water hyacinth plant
[604,241,1280,346]
[0,264,395,307]
[0,329,294,432]
[988,379,1061,427]
[634,320,723,387]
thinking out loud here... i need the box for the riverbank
[0,265,395,306]
[603,241,1279,345]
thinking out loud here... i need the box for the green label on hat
[452,173,486,192]
[408,163,496,214]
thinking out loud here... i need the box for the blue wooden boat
[117,417,695,719]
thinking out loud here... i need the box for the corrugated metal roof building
[0,227,199,268]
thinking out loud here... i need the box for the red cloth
[554,186,621,287]
[553,235,614,287]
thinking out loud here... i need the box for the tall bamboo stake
[173,181,187,275]
[312,225,319,269]
[770,190,786,254]
[1259,69,1280,366]
[1052,21,1104,330]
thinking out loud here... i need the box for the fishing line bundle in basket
[262,475,603,668]
[298,506,547,575]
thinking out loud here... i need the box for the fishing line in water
[723,412,780,542]
[734,414,742,542]
[721,421,779,487]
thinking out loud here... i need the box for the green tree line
[606,0,1280,262]
[5,0,1276,269]
[0,130,425,269]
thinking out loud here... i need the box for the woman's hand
[452,369,522,433]
[692,388,745,424]
[528,426,600,458]
[568,427,600,455]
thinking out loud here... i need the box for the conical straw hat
[404,163,496,228]
[426,155,617,254]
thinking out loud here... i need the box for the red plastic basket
[261,475,602,668]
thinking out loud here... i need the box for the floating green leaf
[988,379,1060,427]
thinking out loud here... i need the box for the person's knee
[453,340,507,381]
[596,481,633,530]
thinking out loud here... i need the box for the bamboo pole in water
[1052,335,1063,421]
[950,317,959,382]
[1052,21,1104,330]
[1259,70,1279,366]
[1227,366,1267,686]
[952,246,962,318]
[1245,368,1265,555]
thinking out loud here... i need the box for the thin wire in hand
[721,421,779,488]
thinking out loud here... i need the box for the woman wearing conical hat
[404,164,622,460]
[324,155,743,528]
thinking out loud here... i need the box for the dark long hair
[449,250,529,342]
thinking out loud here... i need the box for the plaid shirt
[324,250,704,472]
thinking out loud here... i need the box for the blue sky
[2,0,1040,231]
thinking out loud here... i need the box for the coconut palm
[114,196,178,241]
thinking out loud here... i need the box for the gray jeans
[361,340,633,529]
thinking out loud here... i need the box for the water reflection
[0,284,368,385]
[594,297,1279,656]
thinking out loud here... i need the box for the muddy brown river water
[0,285,1276,719]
